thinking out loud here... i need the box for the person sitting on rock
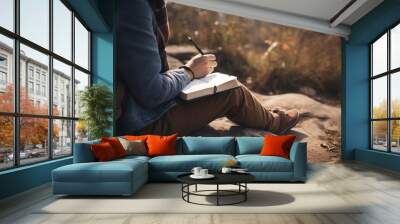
[116,0,300,136]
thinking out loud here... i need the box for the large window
[370,23,400,153]
[0,0,91,170]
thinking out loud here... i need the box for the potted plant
[79,84,113,140]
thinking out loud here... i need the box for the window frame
[369,20,400,154]
[0,0,92,171]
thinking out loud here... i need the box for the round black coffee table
[177,173,255,206]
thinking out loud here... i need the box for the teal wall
[343,0,400,171]
[91,0,115,134]
[91,0,115,90]
[67,0,110,32]
[355,148,400,172]
[0,0,115,200]
[92,33,114,87]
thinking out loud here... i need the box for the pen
[186,36,204,55]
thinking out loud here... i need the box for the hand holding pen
[181,36,218,79]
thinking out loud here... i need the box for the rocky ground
[193,93,341,164]
[167,46,341,163]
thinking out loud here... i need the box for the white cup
[191,167,202,176]
[221,167,232,174]
[200,169,208,176]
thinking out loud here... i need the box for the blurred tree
[392,99,400,118]
[373,100,388,119]
[392,100,400,142]
[0,117,13,149]
[0,85,14,149]
[167,3,341,101]
[0,85,59,150]
[76,120,88,141]
[372,100,388,140]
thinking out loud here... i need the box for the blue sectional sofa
[52,137,307,196]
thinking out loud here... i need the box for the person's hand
[185,54,217,79]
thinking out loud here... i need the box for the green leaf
[79,84,113,140]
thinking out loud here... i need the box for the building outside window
[0,71,7,86]
[28,66,34,80]
[0,0,91,170]
[42,85,46,97]
[28,81,34,94]
[41,73,46,83]
[0,54,7,90]
[0,54,8,74]
[54,89,58,103]
[35,83,40,95]
[0,54,7,67]
[371,22,400,154]
[35,70,40,81]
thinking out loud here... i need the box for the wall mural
[116,2,342,163]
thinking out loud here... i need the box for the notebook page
[200,73,237,86]
[181,79,213,94]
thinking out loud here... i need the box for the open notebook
[180,72,239,101]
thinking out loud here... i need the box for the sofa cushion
[101,137,127,158]
[124,135,148,141]
[147,134,177,157]
[236,155,293,172]
[149,154,235,172]
[118,138,147,156]
[91,142,118,161]
[53,158,147,183]
[236,137,263,155]
[74,140,100,163]
[260,135,296,159]
[180,137,235,155]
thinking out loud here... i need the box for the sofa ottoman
[52,156,148,196]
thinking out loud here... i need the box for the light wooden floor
[1,162,400,224]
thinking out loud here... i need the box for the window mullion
[370,45,373,149]
[13,0,21,167]
[71,10,76,155]
[48,0,54,160]
[88,31,91,74]
[388,30,391,152]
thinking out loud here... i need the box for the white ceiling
[170,0,384,38]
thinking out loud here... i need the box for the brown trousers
[137,84,279,136]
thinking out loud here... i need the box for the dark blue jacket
[116,0,191,134]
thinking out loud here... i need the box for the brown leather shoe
[271,109,300,134]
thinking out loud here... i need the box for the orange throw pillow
[101,137,126,158]
[146,134,177,157]
[91,142,118,162]
[260,135,296,159]
[124,135,148,141]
